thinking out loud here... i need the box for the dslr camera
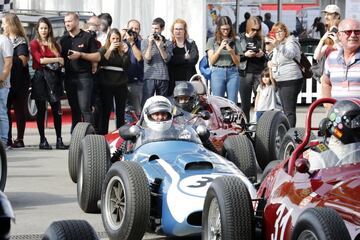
[127,29,138,39]
[153,32,165,42]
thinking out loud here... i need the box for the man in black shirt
[60,12,100,132]
[264,13,274,32]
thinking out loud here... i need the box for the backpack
[293,52,313,79]
[199,53,211,81]
[310,56,325,83]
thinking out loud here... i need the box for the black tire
[0,143,7,191]
[255,110,290,170]
[25,90,37,121]
[278,128,316,161]
[42,219,99,240]
[260,160,281,184]
[292,207,351,240]
[202,176,254,240]
[68,123,95,183]
[223,135,257,182]
[101,161,150,240]
[77,135,109,213]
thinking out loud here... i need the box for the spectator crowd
[0,4,359,150]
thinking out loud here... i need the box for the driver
[142,96,173,131]
[307,98,360,170]
[173,82,200,114]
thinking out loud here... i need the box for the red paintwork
[257,98,360,240]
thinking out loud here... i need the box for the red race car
[202,97,360,240]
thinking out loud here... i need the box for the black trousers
[35,100,62,141]
[239,72,261,122]
[7,88,27,141]
[98,83,127,135]
[277,79,303,128]
[65,74,94,132]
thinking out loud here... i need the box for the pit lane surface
[5,106,324,239]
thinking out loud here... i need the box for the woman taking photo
[30,17,67,150]
[206,16,241,104]
[238,16,266,121]
[168,18,199,95]
[2,13,30,148]
[268,22,303,127]
[98,28,130,135]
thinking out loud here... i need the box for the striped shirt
[323,48,360,99]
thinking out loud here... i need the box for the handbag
[293,52,313,79]
[310,56,325,83]
[44,62,61,72]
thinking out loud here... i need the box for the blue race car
[100,122,257,239]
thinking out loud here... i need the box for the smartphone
[68,50,74,56]
[330,27,338,33]
[269,31,276,39]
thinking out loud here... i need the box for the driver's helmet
[173,82,197,112]
[0,191,15,240]
[143,96,173,131]
[327,99,360,144]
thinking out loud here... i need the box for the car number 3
[178,175,222,197]
[271,204,293,240]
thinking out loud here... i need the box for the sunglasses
[340,30,360,37]
[251,28,260,32]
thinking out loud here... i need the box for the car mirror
[198,110,210,120]
[295,158,310,174]
[196,125,210,139]
[119,125,140,141]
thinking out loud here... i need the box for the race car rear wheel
[101,161,150,240]
[43,219,99,240]
[77,135,110,213]
[292,207,351,240]
[0,143,7,191]
[223,135,257,182]
[68,122,95,183]
[202,176,254,240]
[278,128,316,161]
[255,110,290,170]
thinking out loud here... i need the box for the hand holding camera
[110,41,121,51]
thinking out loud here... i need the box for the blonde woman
[2,13,30,148]
[168,18,199,95]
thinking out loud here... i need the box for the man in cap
[322,4,341,28]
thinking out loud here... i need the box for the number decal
[188,176,214,188]
[271,204,293,240]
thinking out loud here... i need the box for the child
[254,68,276,121]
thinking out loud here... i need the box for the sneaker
[11,139,25,148]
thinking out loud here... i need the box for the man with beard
[60,12,100,131]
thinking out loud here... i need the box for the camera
[153,32,165,42]
[330,27,338,34]
[127,29,138,39]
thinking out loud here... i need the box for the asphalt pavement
[4,106,327,240]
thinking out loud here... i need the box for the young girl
[254,68,276,121]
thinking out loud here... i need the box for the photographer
[141,17,173,106]
[122,19,143,116]
[238,16,266,122]
[98,28,130,134]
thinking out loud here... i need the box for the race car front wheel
[202,176,254,240]
[101,161,150,240]
[43,220,99,240]
[292,207,351,240]
[68,122,95,183]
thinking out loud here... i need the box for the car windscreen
[134,124,202,149]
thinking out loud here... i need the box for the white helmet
[143,96,173,131]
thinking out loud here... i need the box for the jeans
[277,79,303,127]
[0,88,9,145]
[239,72,261,122]
[127,81,143,115]
[141,79,169,107]
[210,66,240,104]
[65,74,94,132]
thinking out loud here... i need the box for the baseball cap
[322,4,341,15]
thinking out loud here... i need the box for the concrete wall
[14,0,207,58]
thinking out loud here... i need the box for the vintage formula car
[202,97,360,240]
[76,111,257,239]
